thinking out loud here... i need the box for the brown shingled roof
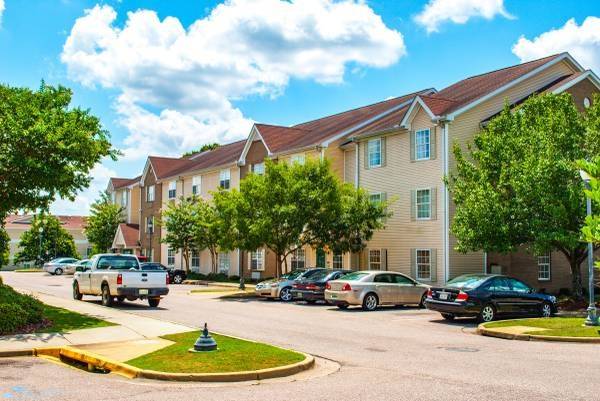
[148,156,192,180]
[111,175,141,189]
[5,214,87,229]
[118,223,140,248]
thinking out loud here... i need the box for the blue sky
[1,0,599,214]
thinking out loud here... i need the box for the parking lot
[2,271,600,401]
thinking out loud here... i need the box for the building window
[120,190,127,207]
[367,138,382,168]
[111,192,116,203]
[415,129,430,160]
[369,192,382,205]
[252,162,265,175]
[416,249,431,280]
[219,169,231,189]
[369,249,382,270]
[291,248,305,270]
[167,249,175,267]
[538,254,551,281]
[192,176,201,195]
[290,154,305,165]
[416,189,431,220]
[333,253,343,269]
[191,250,200,269]
[218,253,230,273]
[250,249,264,271]
[168,181,177,199]
[146,185,155,202]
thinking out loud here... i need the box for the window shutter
[410,131,416,162]
[363,142,370,170]
[429,126,437,160]
[380,137,386,167]
[410,190,416,221]
[430,249,437,282]
[410,248,416,278]
[430,187,437,220]
[382,249,388,271]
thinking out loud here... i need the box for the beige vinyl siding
[356,106,444,283]
[343,147,356,184]
[324,137,350,181]
[129,185,140,225]
[446,59,578,279]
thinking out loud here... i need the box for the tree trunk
[276,252,283,278]
[183,248,190,273]
[210,249,218,274]
[569,253,584,301]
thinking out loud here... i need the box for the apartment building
[108,176,142,256]
[106,52,599,290]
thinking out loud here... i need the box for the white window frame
[367,138,382,168]
[415,129,431,161]
[537,254,551,281]
[191,249,200,269]
[252,162,265,175]
[369,192,383,205]
[218,252,231,273]
[416,188,432,220]
[192,176,201,196]
[290,154,306,165]
[369,249,382,270]
[167,248,175,267]
[333,252,344,269]
[250,249,264,271]
[219,169,231,189]
[111,192,116,203]
[120,190,127,207]
[416,248,432,281]
[291,248,306,270]
[168,180,177,199]
[146,185,155,202]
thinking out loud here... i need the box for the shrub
[0,303,28,335]
[0,284,44,333]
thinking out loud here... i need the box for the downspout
[354,141,359,189]
[443,122,450,283]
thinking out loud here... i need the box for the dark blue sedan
[425,274,557,322]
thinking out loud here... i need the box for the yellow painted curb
[478,323,600,343]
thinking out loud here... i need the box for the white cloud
[0,0,5,25]
[414,0,513,34]
[50,162,116,216]
[61,1,406,160]
[512,17,600,73]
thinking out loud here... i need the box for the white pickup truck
[72,254,169,307]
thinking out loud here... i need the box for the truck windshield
[97,256,139,270]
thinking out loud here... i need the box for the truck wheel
[101,285,113,307]
[148,298,160,307]
[116,296,125,304]
[73,282,83,300]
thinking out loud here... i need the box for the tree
[449,93,599,299]
[580,157,600,268]
[190,197,229,274]
[161,197,197,273]
[85,192,125,253]
[15,215,79,264]
[0,82,117,223]
[182,143,220,158]
[0,225,9,269]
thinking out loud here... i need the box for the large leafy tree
[161,197,197,273]
[190,196,230,274]
[0,225,9,268]
[449,93,599,299]
[0,82,116,222]
[85,192,125,253]
[580,157,600,267]
[15,215,79,264]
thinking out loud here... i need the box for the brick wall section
[140,166,162,262]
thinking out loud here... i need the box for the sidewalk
[0,291,194,354]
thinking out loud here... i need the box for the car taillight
[292,284,298,289]
[325,282,331,290]
[306,284,318,290]
[117,274,122,285]
[342,283,352,291]
[427,289,433,298]
[166,274,170,285]
[455,291,469,302]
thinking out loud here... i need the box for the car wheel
[362,293,379,311]
[72,282,83,300]
[116,296,126,303]
[540,302,553,318]
[279,287,293,302]
[441,313,455,321]
[478,304,496,322]
[336,304,349,310]
[101,285,113,307]
[148,298,160,307]
[55,268,63,276]
[173,274,184,284]
[419,292,428,308]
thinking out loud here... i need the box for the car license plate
[330,294,337,299]
[439,292,449,300]
[297,293,303,298]
[139,289,149,295]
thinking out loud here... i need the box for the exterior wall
[140,167,162,262]
[564,78,598,112]
[241,140,268,179]
[129,185,141,225]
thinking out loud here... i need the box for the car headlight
[270,283,279,288]
[549,296,557,303]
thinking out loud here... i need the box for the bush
[0,284,44,334]
[0,303,28,335]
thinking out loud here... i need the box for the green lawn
[485,317,600,337]
[37,304,115,333]
[126,331,305,373]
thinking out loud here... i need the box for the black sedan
[292,269,352,303]
[425,274,557,322]
[140,262,187,284]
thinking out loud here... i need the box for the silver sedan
[324,270,430,311]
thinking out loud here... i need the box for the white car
[64,259,91,275]
[43,257,79,275]
[72,254,169,307]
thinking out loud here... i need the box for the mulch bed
[3,318,53,336]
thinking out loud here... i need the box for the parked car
[43,257,79,275]
[425,274,557,322]
[255,268,328,302]
[140,262,187,284]
[65,259,91,275]
[325,270,429,311]
[72,254,169,307]
[292,269,352,303]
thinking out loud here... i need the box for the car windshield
[76,260,88,265]
[282,270,306,280]
[97,256,139,270]
[300,269,327,279]
[306,270,331,281]
[340,271,369,281]
[446,275,489,290]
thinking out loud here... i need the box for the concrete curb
[1,345,315,382]
[477,323,600,343]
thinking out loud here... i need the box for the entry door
[316,248,326,267]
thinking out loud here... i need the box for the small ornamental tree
[161,197,197,273]
[449,93,599,299]
[190,197,226,274]
[85,192,125,253]
[0,226,9,268]
[579,157,600,267]
[15,215,79,264]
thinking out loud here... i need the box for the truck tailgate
[121,271,168,288]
